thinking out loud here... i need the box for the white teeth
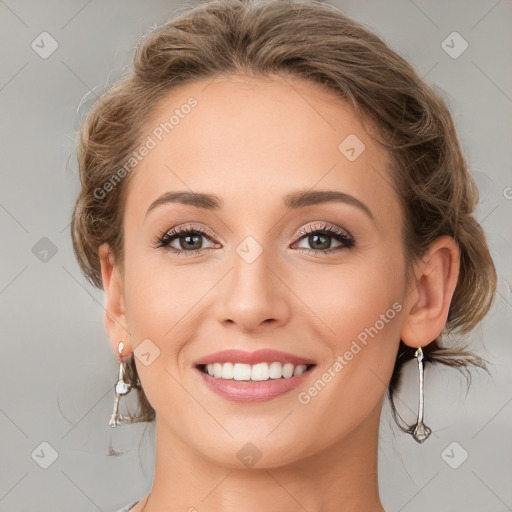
[269,361,283,379]
[233,363,252,381]
[282,363,294,378]
[213,363,223,378]
[203,362,309,381]
[293,364,307,376]
[250,363,268,381]
[221,362,234,379]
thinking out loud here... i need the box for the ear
[98,243,131,358]
[400,235,460,348]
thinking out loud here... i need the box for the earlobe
[98,243,131,356]
[400,236,460,348]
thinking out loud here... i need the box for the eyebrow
[145,189,374,220]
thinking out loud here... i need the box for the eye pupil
[309,234,330,250]
[181,234,202,250]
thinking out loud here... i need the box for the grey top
[116,501,140,512]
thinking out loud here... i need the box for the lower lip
[194,365,316,402]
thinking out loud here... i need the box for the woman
[70,0,497,510]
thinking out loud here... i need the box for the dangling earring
[109,341,142,427]
[408,346,432,443]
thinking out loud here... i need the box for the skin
[99,74,460,512]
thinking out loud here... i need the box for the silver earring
[109,341,142,427]
[408,346,432,443]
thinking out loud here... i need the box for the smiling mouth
[196,362,316,381]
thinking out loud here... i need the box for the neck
[139,404,385,512]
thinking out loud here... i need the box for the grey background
[0,0,511,511]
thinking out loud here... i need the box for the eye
[154,224,220,255]
[291,222,354,254]
[154,221,354,256]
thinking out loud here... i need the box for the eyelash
[153,222,355,256]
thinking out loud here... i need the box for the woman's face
[105,74,411,467]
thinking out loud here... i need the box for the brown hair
[71,0,497,432]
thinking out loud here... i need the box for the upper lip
[193,349,316,367]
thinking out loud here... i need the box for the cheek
[293,261,404,428]
[122,249,215,351]
[122,247,169,343]
[122,253,202,404]
[293,254,404,401]
[292,254,403,339]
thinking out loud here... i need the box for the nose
[214,243,291,334]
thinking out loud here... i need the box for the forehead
[125,74,399,226]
